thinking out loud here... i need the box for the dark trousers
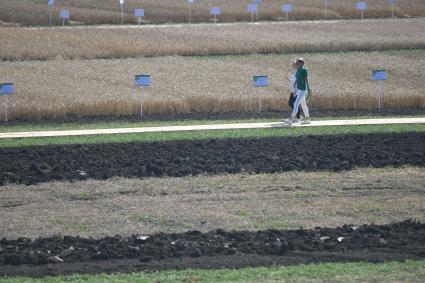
[288,93,301,119]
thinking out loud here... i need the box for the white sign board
[59,10,70,19]
[134,9,145,17]
[48,0,54,6]
[211,7,221,15]
[372,70,388,81]
[135,75,151,87]
[188,0,194,3]
[282,4,292,13]
[120,0,124,4]
[247,4,258,13]
[253,76,268,87]
[357,2,367,11]
[0,83,14,95]
[324,0,330,5]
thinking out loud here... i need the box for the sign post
[357,2,367,20]
[119,0,124,24]
[135,75,151,117]
[323,0,330,20]
[371,70,387,109]
[282,4,292,21]
[252,0,262,21]
[0,83,14,122]
[253,76,268,112]
[188,0,194,24]
[388,0,396,18]
[247,4,258,24]
[59,10,70,26]
[211,7,220,23]
[134,9,144,25]
[48,0,54,26]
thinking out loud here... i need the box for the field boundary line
[1,118,425,139]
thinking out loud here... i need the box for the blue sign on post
[388,0,396,4]
[59,10,70,19]
[135,75,151,87]
[134,9,145,17]
[211,7,221,15]
[282,4,292,13]
[372,70,388,81]
[0,83,14,95]
[253,76,268,87]
[252,0,262,4]
[247,4,258,13]
[48,0,54,6]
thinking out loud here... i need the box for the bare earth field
[1,50,424,120]
[1,19,424,61]
[1,0,424,25]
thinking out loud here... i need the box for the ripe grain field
[1,19,424,61]
[1,50,424,120]
[1,0,425,26]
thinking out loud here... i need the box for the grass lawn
[1,260,424,283]
[0,114,424,133]
[1,123,425,148]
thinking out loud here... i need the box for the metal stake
[120,4,124,24]
[140,89,144,117]
[189,3,192,24]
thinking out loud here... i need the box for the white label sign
[135,75,151,87]
[357,2,367,11]
[372,70,388,81]
[211,7,221,15]
[0,83,14,95]
[59,10,70,19]
[120,0,124,4]
[253,76,268,87]
[282,4,292,13]
[134,9,144,17]
[188,0,194,4]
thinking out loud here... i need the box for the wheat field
[0,50,423,120]
[1,19,424,61]
[1,0,425,26]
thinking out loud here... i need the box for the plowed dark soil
[1,132,425,186]
[1,220,425,277]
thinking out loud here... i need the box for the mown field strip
[1,118,424,139]
[1,167,424,238]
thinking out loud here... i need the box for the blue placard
[252,0,262,4]
[188,0,194,3]
[59,10,70,19]
[372,70,387,81]
[324,0,330,5]
[357,2,367,11]
[135,75,151,87]
[48,0,54,6]
[247,4,258,13]
[134,9,145,17]
[0,83,14,95]
[388,0,396,4]
[253,76,268,87]
[282,4,292,13]
[211,7,221,15]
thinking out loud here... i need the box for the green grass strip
[1,260,424,283]
[0,115,423,133]
[1,123,425,148]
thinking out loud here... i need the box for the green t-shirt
[295,67,308,91]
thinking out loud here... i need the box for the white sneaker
[283,118,294,126]
[301,118,311,125]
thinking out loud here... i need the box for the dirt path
[1,118,425,138]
